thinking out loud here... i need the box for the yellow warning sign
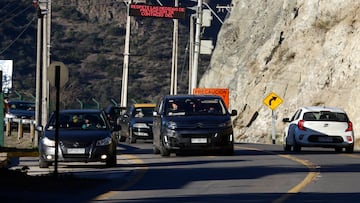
[263,92,283,110]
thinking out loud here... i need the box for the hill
[0,0,230,108]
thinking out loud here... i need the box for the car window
[9,102,35,111]
[306,111,349,122]
[291,109,301,121]
[165,98,226,116]
[133,107,154,117]
[47,112,107,129]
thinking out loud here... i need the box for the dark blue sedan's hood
[8,109,35,118]
[43,129,110,141]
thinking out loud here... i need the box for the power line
[0,16,36,55]
[0,5,33,26]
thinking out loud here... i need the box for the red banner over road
[129,4,185,19]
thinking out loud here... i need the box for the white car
[282,106,354,153]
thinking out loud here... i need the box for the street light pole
[121,0,132,107]
[170,0,179,95]
[191,0,202,93]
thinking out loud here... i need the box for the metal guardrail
[4,118,35,141]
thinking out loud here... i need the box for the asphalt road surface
[3,141,360,203]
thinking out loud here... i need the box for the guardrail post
[30,121,35,142]
[17,118,23,140]
[6,118,11,137]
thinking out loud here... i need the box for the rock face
[199,0,360,148]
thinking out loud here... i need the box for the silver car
[282,106,354,153]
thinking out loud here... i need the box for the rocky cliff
[199,0,360,148]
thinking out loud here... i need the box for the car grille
[60,140,92,158]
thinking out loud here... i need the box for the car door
[152,98,164,148]
[119,107,132,138]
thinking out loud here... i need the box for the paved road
[4,142,360,203]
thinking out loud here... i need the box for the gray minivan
[152,94,237,156]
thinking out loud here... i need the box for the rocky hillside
[199,0,360,148]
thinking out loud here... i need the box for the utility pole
[191,0,202,93]
[38,0,51,128]
[188,14,195,94]
[170,0,179,95]
[121,0,132,107]
[35,0,44,146]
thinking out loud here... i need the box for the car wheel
[39,156,49,168]
[106,146,117,167]
[335,147,343,153]
[118,133,126,142]
[153,145,160,154]
[127,128,137,144]
[160,136,170,157]
[106,155,117,167]
[221,145,234,156]
[345,145,354,153]
[292,134,301,152]
[283,134,292,152]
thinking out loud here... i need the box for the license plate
[191,138,207,143]
[67,148,85,154]
[318,137,333,142]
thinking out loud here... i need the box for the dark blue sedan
[37,109,118,168]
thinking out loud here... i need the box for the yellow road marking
[94,154,148,201]
[342,153,360,158]
[235,146,319,203]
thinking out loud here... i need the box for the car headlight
[133,123,149,128]
[5,113,16,119]
[166,121,177,130]
[218,120,232,128]
[96,137,112,146]
[42,137,55,147]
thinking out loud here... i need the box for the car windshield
[165,98,227,116]
[133,107,154,117]
[303,111,349,122]
[9,101,35,111]
[47,112,107,130]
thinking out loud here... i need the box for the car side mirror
[35,125,43,132]
[153,111,159,116]
[230,110,237,116]
[282,118,290,122]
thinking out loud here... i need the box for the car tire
[39,156,49,168]
[221,145,234,156]
[335,147,343,153]
[106,155,117,167]
[283,134,292,152]
[160,136,170,157]
[153,145,160,154]
[345,145,354,153]
[127,128,137,144]
[106,145,117,167]
[292,134,301,152]
[118,133,126,142]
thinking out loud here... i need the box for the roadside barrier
[5,118,35,141]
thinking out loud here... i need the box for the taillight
[298,120,306,131]
[346,121,353,132]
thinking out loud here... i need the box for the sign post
[48,61,68,177]
[263,92,283,144]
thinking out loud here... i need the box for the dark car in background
[152,94,237,156]
[118,103,156,143]
[37,109,118,168]
[103,105,126,127]
[5,100,35,128]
